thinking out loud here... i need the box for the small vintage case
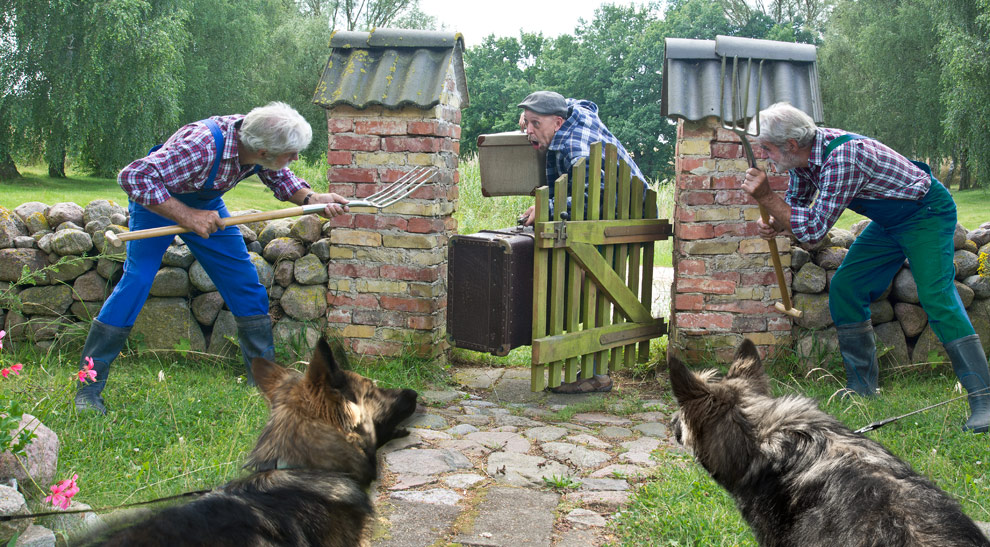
[477,132,547,197]
[447,226,534,356]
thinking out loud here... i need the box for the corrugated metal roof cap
[662,35,823,124]
[313,28,469,111]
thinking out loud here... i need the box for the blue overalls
[97,120,269,328]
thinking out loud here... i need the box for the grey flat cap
[518,91,568,118]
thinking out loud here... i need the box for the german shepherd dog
[669,339,990,547]
[76,336,418,546]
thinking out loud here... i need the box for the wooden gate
[530,142,671,391]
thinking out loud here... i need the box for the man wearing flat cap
[516,91,645,394]
[517,91,644,227]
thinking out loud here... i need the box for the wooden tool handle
[739,136,803,319]
[105,203,327,247]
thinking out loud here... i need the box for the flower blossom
[0,329,5,349]
[77,357,97,384]
[44,474,80,510]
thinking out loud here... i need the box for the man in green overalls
[741,102,989,433]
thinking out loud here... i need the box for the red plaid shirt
[118,115,310,206]
[786,128,931,244]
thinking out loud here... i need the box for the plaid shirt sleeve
[789,151,869,244]
[118,125,214,206]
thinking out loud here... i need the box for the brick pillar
[323,100,461,361]
[670,118,793,362]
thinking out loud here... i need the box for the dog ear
[306,336,349,389]
[253,357,288,399]
[727,339,771,394]
[668,357,709,404]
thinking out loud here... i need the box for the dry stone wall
[0,200,334,361]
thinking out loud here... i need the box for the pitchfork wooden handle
[739,137,802,319]
[105,203,329,247]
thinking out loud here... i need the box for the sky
[416,0,638,47]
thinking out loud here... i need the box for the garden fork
[347,166,437,208]
[718,54,802,318]
[106,166,438,247]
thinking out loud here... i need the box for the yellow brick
[694,208,741,222]
[342,325,376,338]
[383,234,441,249]
[715,158,750,172]
[330,105,384,117]
[330,247,355,260]
[733,287,764,299]
[357,279,408,293]
[407,153,444,167]
[353,248,391,262]
[388,202,448,216]
[327,279,351,292]
[331,230,383,247]
[681,240,738,255]
[743,208,763,221]
[744,332,786,346]
[407,250,446,267]
[408,282,443,298]
[739,238,770,254]
[679,138,712,156]
[355,152,407,166]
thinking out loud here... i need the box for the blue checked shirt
[786,128,930,244]
[546,99,645,216]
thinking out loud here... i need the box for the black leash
[854,388,989,434]
[0,488,212,522]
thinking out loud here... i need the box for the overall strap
[823,133,867,161]
[200,118,224,191]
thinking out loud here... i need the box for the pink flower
[44,474,80,510]
[77,357,97,384]
[0,329,5,350]
[9,363,21,375]
[0,368,8,379]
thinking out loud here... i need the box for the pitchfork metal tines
[347,166,437,208]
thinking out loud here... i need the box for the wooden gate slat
[582,144,603,380]
[531,186,550,391]
[639,192,659,361]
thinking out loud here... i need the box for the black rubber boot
[234,314,275,386]
[74,319,132,415]
[945,334,990,434]
[836,320,879,396]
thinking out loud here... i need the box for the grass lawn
[0,335,447,512]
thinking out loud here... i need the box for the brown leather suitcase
[447,226,534,356]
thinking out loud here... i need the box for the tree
[0,8,21,180]
[819,0,947,179]
[460,35,535,157]
[289,0,426,30]
[930,0,990,189]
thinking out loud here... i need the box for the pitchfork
[718,54,802,318]
[105,166,437,247]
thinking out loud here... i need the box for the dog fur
[75,336,418,546]
[669,339,990,547]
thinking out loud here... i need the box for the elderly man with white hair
[741,101,989,433]
[75,102,350,414]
